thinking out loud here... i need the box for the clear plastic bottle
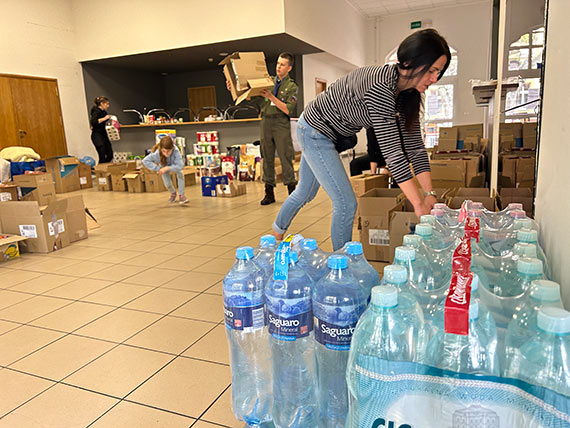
[343,242,379,303]
[425,300,499,376]
[504,307,570,396]
[415,223,450,250]
[504,280,564,376]
[517,229,551,278]
[346,285,421,427]
[402,234,453,292]
[223,246,273,427]
[490,257,544,298]
[265,251,317,428]
[297,238,328,283]
[313,255,366,428]
[433,203,461,226]
[420,214,457,247]
[254,235,277,279]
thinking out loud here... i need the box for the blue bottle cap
[514,218,532,230]
[345,242,363,255]
[236,246,254,260]
[302,238,318,251]
[371,285,398,308]
[517,257,543,275]
[383,265,407,285]
[415,224,433,237]
[395,246,415,262]
[420,215,436,225]
[403,234,422,248]
[530,280,562,302]
[259,235,276,247]
[289,251,299,264]
[328,255,348,270]
[513,242,537,258]
[469,300,479,320]
[471,273,479,292]
[517,229,538,243]
[537,307,570,335]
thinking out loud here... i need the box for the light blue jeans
[273,114,357,251]
[162,170,185,195]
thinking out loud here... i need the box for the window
[505,78,540,122]
[508,27,544,71]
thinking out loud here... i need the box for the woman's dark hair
[396,29,451,132]
[94,96,109,107]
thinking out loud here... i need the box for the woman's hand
[103,114,111,121]
[424,195,437,212]
[158,166,170,175]
[226,80,232,92]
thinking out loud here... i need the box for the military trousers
[260,115,296,187]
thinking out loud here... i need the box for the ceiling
[346,0,483,17]
[82,34,322,73]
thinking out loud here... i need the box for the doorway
[316,78,327,96]
[187,86,217,121]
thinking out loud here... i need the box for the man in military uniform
[255,52,298,205]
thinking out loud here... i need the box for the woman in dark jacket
[90,96,113,163]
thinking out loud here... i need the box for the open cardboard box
[57,194,88,242]
[350,173,389,197]
[12,173,56,205]
[499,187,533,216]
[446,188,498,211]
[44,156,81,194]
[94,164,112,191]
[0,234,27,261]
[0,184,20,202]
[216,181,247,198]
[219,52,274,105]
[78,162,93,189]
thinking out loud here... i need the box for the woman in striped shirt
[273,29,451,251]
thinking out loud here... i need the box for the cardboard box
[106,162,136,192]
[439,127,458,140]
[216,181,247,197]
[0,199,70,253]
[437,138,458,152]
[94,164,112,191]
[447,188,497,211]
[0,184,20,202]
[350,174,389,198]
[12,174,56,206]
[457,124,484,140]
[522,123,537,149]
[501,154,535,188]
[388,200,420,260]
[369,261,390,279]
[430,160,465,188]
[177,167,197,188]
[219,52,274,105]
[123,172,146,193]
[500,134,516,152]
[499,188,533,216]
[0,234,27,261]
[78,163,93,189]
[59,194,88,242]
[143,169,167,193]
[201,175,229,197]
[111,173,127,192]
[499,123,523,148]
[44,156,81,194]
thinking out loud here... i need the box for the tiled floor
[0,180,350,427]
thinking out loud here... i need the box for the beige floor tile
[117,240,165,253]
[92,249,147,263]
[170,294,224,323]
[46,245,113,261]
[161,271,224,293]
[183,324,229,365]
[153,242,201,255]
[29,301,114,332]
[192,258,235,275]
[0,319,20,335]
[208,235,249,247]
[204,281,222,296]
[42,277,114,300]
[202,387,241,427]
[146,231,190,243]
[0,325,65,366]
[122,267,186,286]
[81,282,154,306]
[74,308,162,342]
[120,252,175,268]
[0,270,42,289]
[116,230,164,240]
[176,233,217,245]
[0,296,71,324]
[89,401,195,427]
[126,316,215,354]
[54,260,111,277]
[159,255,212,272]
[7,273,76,294]
[184,245,239,258]
[87,264,149,281]
[12,334,115,380]
[124,288,197,314]
[65,345,172,397]
[126,357,230,418]
[78,237,142,250]
[18,257,82,273]
[0,290,33,311]
[0,383,117,427]
[0,369,55,416]
[193,421,232,428]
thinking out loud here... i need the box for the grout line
[188,383,232,427]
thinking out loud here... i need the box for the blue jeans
[162,170,185,195]
[273,114,357,251]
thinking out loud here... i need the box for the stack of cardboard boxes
[499,122,537,189]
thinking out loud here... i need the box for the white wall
[71,0,286,61]
[0,0,95,160]
[376,1,493,126]
[535,0,570,309]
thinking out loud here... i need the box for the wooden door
[187,86,217,121]
[0,74,68,158]
[316,78,327,96]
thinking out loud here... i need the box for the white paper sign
[369,229,390,246]
[0,192,12,202]
[48,219,65,236]
[80,177,87,185]
[99,177,107,185]
[19,225,38,239]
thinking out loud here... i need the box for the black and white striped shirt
[303,64,430,183]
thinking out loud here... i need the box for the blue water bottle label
[314,317,358,350]
[267,309,313,340]
[224,303,266,331]
[273,241,291,281]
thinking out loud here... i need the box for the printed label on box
[369,229,390,246]
[19,225,38,239]
[80,177,87,185]
[0,192,12,202]
[99,177,107,185]
[48,219,65,236]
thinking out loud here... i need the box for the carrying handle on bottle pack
[273,234,296,281]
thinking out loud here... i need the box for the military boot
[260,184,275,205]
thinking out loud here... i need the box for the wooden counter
[120,118,261,128]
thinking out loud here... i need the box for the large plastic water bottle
[343,242,379,303]
[491,257,544,298]
[504,280,564,375]
[297,238,328,283]
[517,229,551,278]
[265,251,317,428]
[313,255,366,428]
[254,235,277,279]
[401,234,453,291]
[433,203,461,226]
[415,223,450,250]
[504,307,570,396]
[223,246,273,427]
[420,214,458,247]
[425,300,499,376]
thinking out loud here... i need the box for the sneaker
[168,192,177,203]
[179,195,189,205]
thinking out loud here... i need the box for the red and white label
[464,216,480,242]
[444,271,473,335]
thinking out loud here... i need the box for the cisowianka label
[314,317,357,350]
[267,309,313,341]
[224,303,265,332]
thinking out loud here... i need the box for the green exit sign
[411,21,421,29]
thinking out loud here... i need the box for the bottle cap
[517,229,538,243]
[507,203,523,211]
[514,218,532,230]
[431,208,445,217]
[471,273,479,292]
[530,280,562,302]
[236,246,254,260]
[395,246,416,262]
[517,257,543,275]
[434,203,447,210]
[415,224,433,237]
[301,238,318,251]
[509,209,526,219]
[289,251,299,264]
[513,242,537,258]
[403,234,422,247]
[469,300,479,320]
[371,285,398,308]
[420,215,436,225]
[345,241,363,256]
[537,307,570,335]
[468,209,482,217]
[471,202,484,209]
[383,264,408,285]
[328,254,348,270]
[259,235,276,247]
